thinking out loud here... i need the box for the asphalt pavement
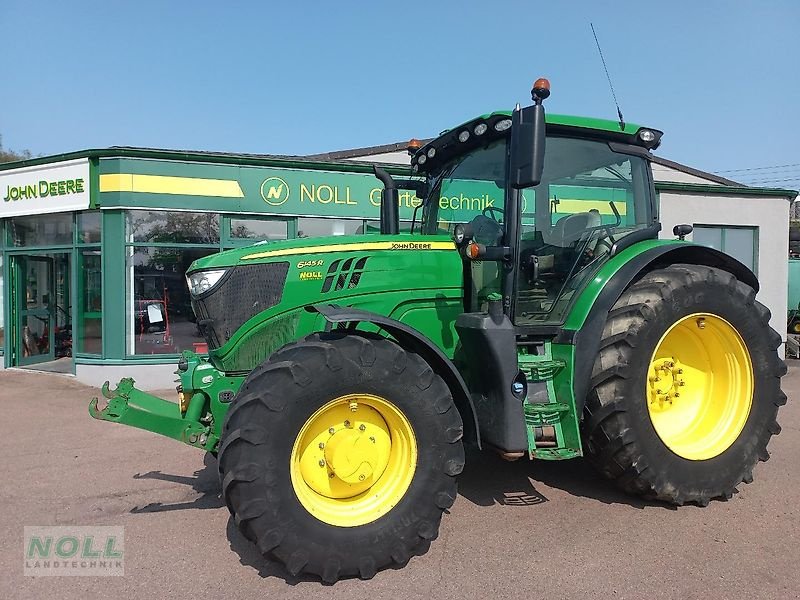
[1,364,798,599]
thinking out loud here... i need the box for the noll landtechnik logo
[24,526,124,576]
[260,176,290,206]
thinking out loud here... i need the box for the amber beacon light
[532,78,551,101]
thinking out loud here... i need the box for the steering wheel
[482,206,504,222]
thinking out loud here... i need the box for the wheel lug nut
[358,474,366,481]
[359,424,366,432]
[344,420,351,428]
[319,460,325,467]
[328,427,335,434]
[318,442,325,449]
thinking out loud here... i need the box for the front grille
[192,262,289,349]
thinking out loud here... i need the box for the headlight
[426,147,436,158]
[453,223,467,244]
[638,129,656,143]
[187,269,227,296]
[418,154,427,165]
[494,118,512,132]
[458,130,470,142]
[473,123,487,136]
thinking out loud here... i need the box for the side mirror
[673,224,693,240]
[509,105,545,189]
[509,79,550,189]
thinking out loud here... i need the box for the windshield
[420,135,654,323]
[421,139,507,237]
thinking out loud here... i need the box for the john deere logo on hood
[260,177,290,206]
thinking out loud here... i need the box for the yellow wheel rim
[646,313,753,461]
[290,393,417,527]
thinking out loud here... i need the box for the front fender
[306,304,481,448]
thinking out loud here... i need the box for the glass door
[15,255,56,365]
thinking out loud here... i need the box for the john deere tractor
[90,79,785,582]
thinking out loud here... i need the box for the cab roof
[457,111,645,137]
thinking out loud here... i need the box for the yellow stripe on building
[553,199,627,216]
[242,241,456,260]
[99,174,244,197]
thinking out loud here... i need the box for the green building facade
[0,148,424,383]
[1,146,796,386]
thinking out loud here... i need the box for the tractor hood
[186,234,463,372]
[187,234,455,272]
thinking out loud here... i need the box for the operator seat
[519,209,604,287]
[549,210,602,247]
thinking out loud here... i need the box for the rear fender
[558,243,758,415]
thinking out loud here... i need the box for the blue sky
[1,1,798,187]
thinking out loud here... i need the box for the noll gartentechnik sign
[1,158,91,218]
[98,158,504,224]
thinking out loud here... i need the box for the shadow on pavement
[458,447,672,510]
[457,448,549,507]
[130,453,224,513]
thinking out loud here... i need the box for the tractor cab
[410,82,663,326]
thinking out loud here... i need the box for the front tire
[583,264,786,505]
[218,333,464,582]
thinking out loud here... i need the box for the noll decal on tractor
[90,79,786,583]
[298,260,325,281]
[299,271,323,280]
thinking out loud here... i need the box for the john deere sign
[0,158,91,218]
[4,178,85,201]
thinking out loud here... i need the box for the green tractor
[90,79,785,582]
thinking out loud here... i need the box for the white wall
[76,363,179,391]
[658,191,790,352]
[651,163,724,185]
[345,151,410,164]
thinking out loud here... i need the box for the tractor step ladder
[518,343,582,460]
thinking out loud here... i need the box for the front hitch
[89,378,218,451]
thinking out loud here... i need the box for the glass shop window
[10,214,73,246]
[693,225,758,273]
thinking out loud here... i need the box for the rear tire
[218,332,464,582]
[583,264,786,505]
